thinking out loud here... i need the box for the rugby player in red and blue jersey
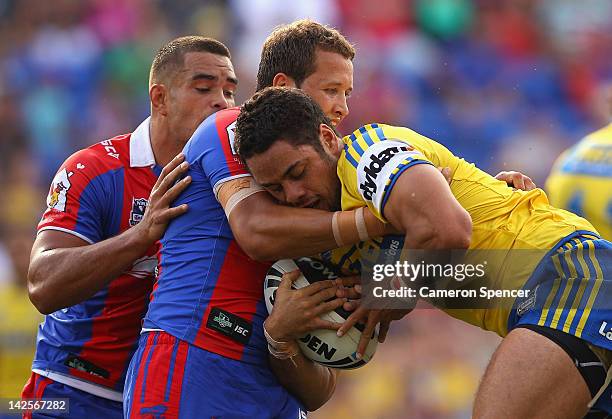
[22,37,238,418]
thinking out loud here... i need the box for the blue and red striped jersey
[144,107,271,365]
[33,118,161,398]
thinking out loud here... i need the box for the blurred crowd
[0,0,610,417]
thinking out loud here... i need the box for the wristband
[332,211,344,247]
[355,207,369,241]
[263,323,299,366]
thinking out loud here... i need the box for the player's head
[149,36,237,145]
[236,87,342,211]
[257,19,355,127]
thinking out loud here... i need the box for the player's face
[246,130,342,211]
[295,50,353,127]
[167,52,237,144]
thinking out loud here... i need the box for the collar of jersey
[130,117,156,168]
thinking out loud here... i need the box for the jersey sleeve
[184,108,251,202]
[340,131,434,221]
[38,148,110,244]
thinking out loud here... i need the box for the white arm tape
[224,179,266,219]
[355,207,369,241]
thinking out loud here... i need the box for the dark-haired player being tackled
[235,87,612,419]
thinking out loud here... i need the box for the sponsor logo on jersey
[47,169,73,211]
[213,311,232,329]
[100,139,119,159]
[516,284,538,316]
[599,321,612,341]
[359,145,411,201]
[64,354,109,378]
[129,197,148,226]
[226,120,238,155]
[206,307,252,345]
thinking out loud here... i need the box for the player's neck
[149,117,184,167]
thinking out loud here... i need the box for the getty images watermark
[356,246,607,311]
[371,260,530,300]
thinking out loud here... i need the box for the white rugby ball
[264,257,377,369]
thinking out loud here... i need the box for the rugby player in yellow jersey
[546,88,612,240]
[235,87,612,419]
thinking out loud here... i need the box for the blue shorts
[20,372,122,419]
[124,331,306,418]
[509,232,612,413]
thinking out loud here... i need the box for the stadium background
[0,0,610,418]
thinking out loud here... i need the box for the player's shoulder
[191,107,240,142]
[60,133,130,178]
[340,123,425,166]
[343,123,427,148]
[583,123,612,144]
[185,107,240,154]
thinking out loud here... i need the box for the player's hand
[337,306,412,359]
[265,270,346,342]
[335,276,362,311]
[133,153,191,245]
[495,171,536,191]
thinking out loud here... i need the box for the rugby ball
[264,257,377,369]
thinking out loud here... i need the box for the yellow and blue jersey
[546,123,612,240]
[335,123,600,337]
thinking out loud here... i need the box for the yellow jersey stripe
[549,253,575,329]
[562,240,590,333]
[367,124,385,143]
[575,241,604,337]
[538,255,562,326]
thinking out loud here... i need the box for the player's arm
[217,178,390,261]
[268,350,338,412]
[28,154,190,314]
[339,163,472,356]
[264,271,344,411]
[384,163,472,249]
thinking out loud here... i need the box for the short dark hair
[236,87,336,161]
[150,36,231,86]
[256,19,355,91]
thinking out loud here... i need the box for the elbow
[245,244,276,263]
[27,276,53,315]
[454,209,473,248]
[27,265,57,315]
[439,212,472,249]
[236,232,275,262]
[232,216,278,262]
[421,210,472,250]
[304,369,338,412]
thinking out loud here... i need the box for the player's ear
[319,123,340,155]
[272,73,297,88]
[150,83,168,116]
